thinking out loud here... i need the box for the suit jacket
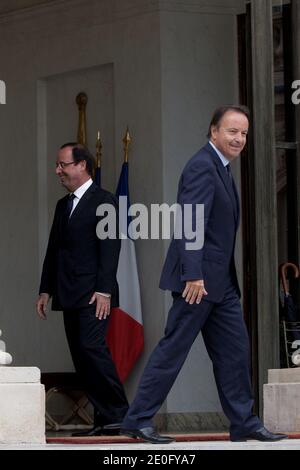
[39,182,121,310]
[159,143,241,303]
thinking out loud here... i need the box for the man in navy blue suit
[121,105,288,444]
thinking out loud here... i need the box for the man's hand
[89,293,111,320]
[36,293,50,320]
[182,280,208,305]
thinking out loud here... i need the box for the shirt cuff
[96,292,111,298]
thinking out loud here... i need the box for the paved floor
[0,439,299,450]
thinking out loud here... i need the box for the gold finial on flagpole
[123,127,131,163]
[96,130,102,168]
[76,92,88,145]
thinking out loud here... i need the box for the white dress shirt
[209,141,230,168]
[70,178,93,216]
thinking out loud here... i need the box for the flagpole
[123,127,131,163]
[94,131,102,186]
[96,130,102,169]
[107,126,144,382]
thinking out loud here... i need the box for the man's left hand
[182,280,208,305]
[89,293,111,320]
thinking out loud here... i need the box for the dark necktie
[226,163,232,181]
[226,164,239,221]
[63,193,76,229]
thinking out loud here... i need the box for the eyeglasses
[56,161,76,169]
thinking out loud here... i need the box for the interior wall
[0,0,165,391]
[0,0,246,419]
[159,3,245,414]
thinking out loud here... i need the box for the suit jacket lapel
[205,143,239,224]
[231,177,240,226]
[68,182,98,224]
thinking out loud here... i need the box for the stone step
[0,367,45,444]
[0,367,40,383]
[264,371,300,433]
[268,368,300,384]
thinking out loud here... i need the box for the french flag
[106,161,144,383]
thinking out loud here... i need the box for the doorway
[237,1,298,413]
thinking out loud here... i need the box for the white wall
[0,0,165,384]
[158,3,245,413]
[0,0,246,417]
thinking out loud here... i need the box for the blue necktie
[226,164,238,221]
[226,163,232,180]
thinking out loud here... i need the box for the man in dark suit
[36,143,128,436]
[121,105,288,444]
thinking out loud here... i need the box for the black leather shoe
[231,426,289,442]
[101,423,122,435]
[72,425,103,437]
[72,422,122,437]
[121,427,175,444]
